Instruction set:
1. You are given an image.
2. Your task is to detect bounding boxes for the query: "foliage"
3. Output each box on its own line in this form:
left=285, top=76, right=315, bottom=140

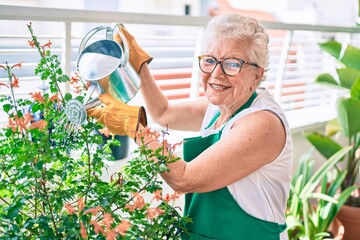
left=286, top=147, right=358, bottom=240
left=305, top=40, right=360, bottom=207
left=0, top=22, right=189, bottom=239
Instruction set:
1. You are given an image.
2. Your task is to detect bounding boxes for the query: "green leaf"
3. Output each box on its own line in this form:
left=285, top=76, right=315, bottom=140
left=64, top=93, right=73, bottom=101
left=306, top=192, right=337, bottom=204
left=350, top=77, right=360, bottom=100
left=336, top=97, right=360, bottom=137
left=325, top=118, right=341, bottom=136
left=31, top=103, right=39, bottom=113
left=341, top=44, right=360, bottom=71
left=299, top=146, right=352, bottom=197
left=3, top=103, right=11, bottom=113
left=304, top=132, right=343, bottom=159
left=315, top=73, right=339, bottom=87
left=337, top=67, right=360, bottom=90
left=58, top=74, right=70, bottom=83
left=319, top=41, right=342, bottom=59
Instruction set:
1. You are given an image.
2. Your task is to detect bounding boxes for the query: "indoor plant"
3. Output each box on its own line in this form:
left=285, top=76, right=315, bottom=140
left=304, top=39, right=360, bottom=239
left=0, top=22, right=189, bottom=239
left=286, top=147, right=356, bottom=240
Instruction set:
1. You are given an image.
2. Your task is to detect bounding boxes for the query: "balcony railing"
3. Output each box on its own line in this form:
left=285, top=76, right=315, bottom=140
left=1, top=5, right=360, bottom=130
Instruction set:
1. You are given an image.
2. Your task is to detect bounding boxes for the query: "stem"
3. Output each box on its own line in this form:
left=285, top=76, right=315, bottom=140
left=111, top=136, right=164, bottom=214
left=0, top=162, right=41, bottom=215
left=26, top=23, right=65, bottom=103
left=86, top=139, right=91, bottom=184
left=39, top=169, right=59, bottom=236
left=5, top=65, right=19, bottom=115
left=4, top=62, right=26, bottom=138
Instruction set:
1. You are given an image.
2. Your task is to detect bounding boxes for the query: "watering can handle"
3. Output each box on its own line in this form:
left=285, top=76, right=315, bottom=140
left=78, top=26, right=108, bottom=55
left=106, top=23, right=129, bottom=65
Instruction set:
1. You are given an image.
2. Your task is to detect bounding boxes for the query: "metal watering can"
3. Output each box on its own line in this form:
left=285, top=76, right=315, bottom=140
left=65, top=23, right=140, bottom=127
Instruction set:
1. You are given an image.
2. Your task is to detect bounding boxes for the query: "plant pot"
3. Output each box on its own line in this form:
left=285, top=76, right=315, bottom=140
left=336, top=204, right=360, bottom=240
left=327, top=216, right=344, bottom=240
left=95, top=130, right=130, bottom=160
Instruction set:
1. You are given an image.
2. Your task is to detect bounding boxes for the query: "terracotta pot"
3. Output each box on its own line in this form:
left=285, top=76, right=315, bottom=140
left=328, top=216, right=344, bottom=240
left=336, top=204, right=360, bottom=240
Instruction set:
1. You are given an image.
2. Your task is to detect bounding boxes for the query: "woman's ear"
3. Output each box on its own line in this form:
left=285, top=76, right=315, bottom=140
left=253, top=67, right=264, bottom=86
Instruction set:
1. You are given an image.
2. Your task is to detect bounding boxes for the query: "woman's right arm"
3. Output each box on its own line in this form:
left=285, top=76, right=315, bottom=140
left=139, top=65, right=208, bottom=132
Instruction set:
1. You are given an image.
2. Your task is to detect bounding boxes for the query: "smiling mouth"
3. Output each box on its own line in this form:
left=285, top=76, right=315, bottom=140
left=210, top=83, right=230, bottom=91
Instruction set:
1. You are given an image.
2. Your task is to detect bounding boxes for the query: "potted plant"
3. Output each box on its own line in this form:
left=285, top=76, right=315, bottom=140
left=0, top=22, right=189, bottom=239
left=304, top=39, right=360, bottom=239
left=286, top=147, right=356, bottom=240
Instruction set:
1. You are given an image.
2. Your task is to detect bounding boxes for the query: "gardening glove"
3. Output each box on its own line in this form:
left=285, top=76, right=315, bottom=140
left=113, top=24, right=153, bottom=73
left=86, top=94, right=147, bottom=140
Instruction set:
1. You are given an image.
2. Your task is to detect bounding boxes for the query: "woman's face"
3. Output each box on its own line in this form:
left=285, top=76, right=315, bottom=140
left=201, top=39, right=263, bottom=110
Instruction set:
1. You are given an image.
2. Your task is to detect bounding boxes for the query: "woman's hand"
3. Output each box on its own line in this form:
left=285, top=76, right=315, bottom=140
left=86, top=94, right=147, bottom=139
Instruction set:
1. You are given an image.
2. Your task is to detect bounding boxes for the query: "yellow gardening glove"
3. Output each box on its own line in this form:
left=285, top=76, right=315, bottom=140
left=86, top=94, right=147, bottom=140
left=114, top=24, right=153, bottom=73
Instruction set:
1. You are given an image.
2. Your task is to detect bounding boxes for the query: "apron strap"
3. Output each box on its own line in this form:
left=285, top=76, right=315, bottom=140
left=205, top=92, right=258, bottom=130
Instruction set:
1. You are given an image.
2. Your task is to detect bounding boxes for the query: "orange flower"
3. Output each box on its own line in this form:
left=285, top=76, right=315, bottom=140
left=105, top=229, right=117, bottom=240
left=29, top=91, right=45, bottom=103
left=170, top=191, right=182, bottom=201
left=170, top=141, right=183, bottom=152
left=64, top=203, right=76, bottom=215
left=124, top=204, right=135, bottom=212
left=70, top=72, right=80, bottom=85
left=9, top=112, right=33, bottom=132
left=115, top=220, right=131, bottom=236
left=84, top=206, right=102, bottom=216
left=103, top=213, right=113, bottom=230
left=146, top=126, right=161, bottom=139
left=28, top=40, right=36, bottom=48
left=133, top=193, right=146, bottom=210
left=30, top=120, right=47, bottom=130
left=146, top=207, right=157, bottom=220
left=146, top=207, right=166, bottom=220
left=7, top=118, right=16, bottom=132
left=91, top=219, right=105, bottom=235
left=0, top=82, right=9, bottom=89
left=73, top=85, right=82, bottom=94
left=164, top=194, right=171, bottom=203
left=49, top=93, right=60, bottom=103
left=151, top=190, right=163, bottom=202
left=42, top=40, right=52, bottom=49
left=80, top=221, right=88, bottom=239
left=11, top=74, right=20, bottom=88
left=10, top=62, right=22, bottom=69
left=78, top=197, right=85, bottom=211
left=162, top=139, right=170, bottom=150
left=155, top=207, right=165, bottom=216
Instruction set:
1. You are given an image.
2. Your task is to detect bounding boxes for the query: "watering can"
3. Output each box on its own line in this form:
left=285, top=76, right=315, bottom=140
left=65, top=23, right=140, bottom=126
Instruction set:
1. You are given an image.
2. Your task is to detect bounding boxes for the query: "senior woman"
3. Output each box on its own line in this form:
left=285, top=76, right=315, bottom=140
left=88, top=13, right=293, bottom=240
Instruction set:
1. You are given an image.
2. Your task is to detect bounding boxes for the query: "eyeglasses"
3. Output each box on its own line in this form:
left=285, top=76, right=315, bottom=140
left=198, top=55, right=259, bottom=77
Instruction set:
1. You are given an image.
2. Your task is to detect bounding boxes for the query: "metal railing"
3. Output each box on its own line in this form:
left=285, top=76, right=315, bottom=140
left=1, top=5, right=360, bottom=129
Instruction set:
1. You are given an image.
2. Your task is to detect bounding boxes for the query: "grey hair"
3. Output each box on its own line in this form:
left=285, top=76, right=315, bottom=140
left=201, top=14, right=269, bottom=80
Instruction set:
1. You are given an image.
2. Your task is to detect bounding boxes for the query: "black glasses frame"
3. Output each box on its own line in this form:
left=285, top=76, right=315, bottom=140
left=198, top=55, right=259, bottom=77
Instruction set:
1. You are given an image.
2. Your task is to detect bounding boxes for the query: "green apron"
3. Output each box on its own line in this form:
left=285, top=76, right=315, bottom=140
left=182, top=93, right=286, bottom=240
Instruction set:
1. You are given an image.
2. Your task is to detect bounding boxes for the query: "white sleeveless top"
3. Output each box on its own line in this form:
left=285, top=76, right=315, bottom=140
left=200, top=88, right=292, bottom=239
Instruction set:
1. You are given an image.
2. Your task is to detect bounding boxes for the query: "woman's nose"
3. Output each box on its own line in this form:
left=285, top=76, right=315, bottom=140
left=212, top=62, right=225, bottom=77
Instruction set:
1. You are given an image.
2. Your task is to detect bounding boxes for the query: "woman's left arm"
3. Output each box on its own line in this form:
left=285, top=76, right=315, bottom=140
left=138, top=110, right=286, bottom=193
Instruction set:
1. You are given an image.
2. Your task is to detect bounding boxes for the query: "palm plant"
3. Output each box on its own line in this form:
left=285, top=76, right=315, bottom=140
left=304, top=40, right=360, bottom=207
